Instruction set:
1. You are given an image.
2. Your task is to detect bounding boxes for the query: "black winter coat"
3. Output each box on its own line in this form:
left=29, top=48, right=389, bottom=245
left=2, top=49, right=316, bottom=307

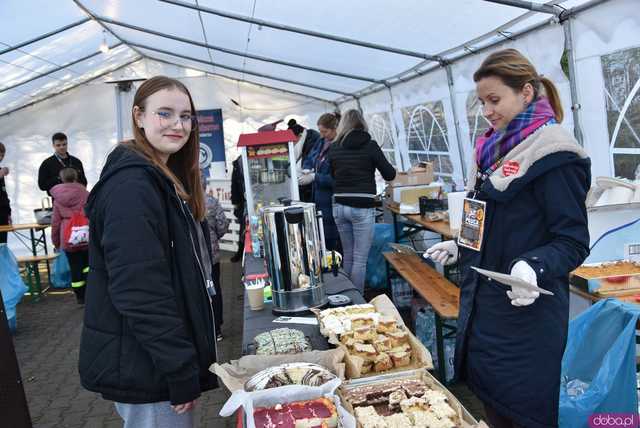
left=455, top=125, right=590, bottom=428
left=79, top=145, right=218, bottom=405
left=329, top=130, right=396, bottom=208
left=38, top=154, right=87, bottom=195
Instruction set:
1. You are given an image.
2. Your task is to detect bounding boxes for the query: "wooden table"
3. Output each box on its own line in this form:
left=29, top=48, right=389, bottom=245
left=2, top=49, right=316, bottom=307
left=0, top=223, right=52, bottom=282
left=384, top=251, right=460, bottom=383
left=386, top=203, right=454, bottom=242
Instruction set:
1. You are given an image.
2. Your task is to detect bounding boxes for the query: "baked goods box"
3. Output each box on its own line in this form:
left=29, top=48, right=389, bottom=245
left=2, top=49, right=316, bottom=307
left=211, top=348, right=346, bottom=393
left=219, top=377, right=357, bottom=428
left=338, top=368, right=487, bottom=428
left=314, top=294, right=433, bottom=379
left=571, top=261, right=640, bottom=294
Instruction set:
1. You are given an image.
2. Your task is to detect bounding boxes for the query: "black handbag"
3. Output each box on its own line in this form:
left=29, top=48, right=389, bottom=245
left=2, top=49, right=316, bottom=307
left=34, top=197, right=53, bottom=225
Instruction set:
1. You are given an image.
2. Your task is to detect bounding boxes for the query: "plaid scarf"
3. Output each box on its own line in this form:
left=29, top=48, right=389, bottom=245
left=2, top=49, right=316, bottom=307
left=475, top=97, right=556, bottom=171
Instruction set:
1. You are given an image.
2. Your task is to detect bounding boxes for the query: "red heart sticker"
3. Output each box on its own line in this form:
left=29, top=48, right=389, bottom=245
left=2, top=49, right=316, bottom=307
left=502, top=160, right=520, bottom=177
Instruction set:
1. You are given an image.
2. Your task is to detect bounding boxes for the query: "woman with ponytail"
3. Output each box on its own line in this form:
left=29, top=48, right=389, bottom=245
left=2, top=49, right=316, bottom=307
left=424, top=49, right=590, bottom=428
left=80, top=76, right=219, bottom=427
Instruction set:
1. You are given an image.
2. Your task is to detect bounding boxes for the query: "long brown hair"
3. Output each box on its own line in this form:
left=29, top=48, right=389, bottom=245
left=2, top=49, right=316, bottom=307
left=473, top=48, right=564, bottom=123
left=125, top=76, right=205, bottom=220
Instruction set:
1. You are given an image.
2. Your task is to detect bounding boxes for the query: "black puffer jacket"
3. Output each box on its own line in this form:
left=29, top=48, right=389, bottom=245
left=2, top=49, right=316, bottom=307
left=329, top=130, right=396, bottom=208
left=79, top=144, right=218, bottom=405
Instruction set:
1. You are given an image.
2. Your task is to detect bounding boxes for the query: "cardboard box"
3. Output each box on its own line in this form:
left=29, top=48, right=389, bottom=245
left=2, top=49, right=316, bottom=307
left=339, top=368, right=482, bottom=428
left=391, top=183, right=443, bottom=205
left=391, top=162, right=434, bottom=187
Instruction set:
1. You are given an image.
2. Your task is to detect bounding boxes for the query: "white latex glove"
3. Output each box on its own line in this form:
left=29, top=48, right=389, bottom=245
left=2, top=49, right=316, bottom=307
left=298, top=172, right=315, bottom=185
left=507, top=260, right=540, bottom=307
left=423, top=240, right=458, bottom=266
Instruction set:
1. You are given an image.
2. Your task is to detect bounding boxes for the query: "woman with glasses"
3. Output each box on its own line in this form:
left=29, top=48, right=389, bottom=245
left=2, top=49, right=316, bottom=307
left=79, top=76, right=218, bottom=428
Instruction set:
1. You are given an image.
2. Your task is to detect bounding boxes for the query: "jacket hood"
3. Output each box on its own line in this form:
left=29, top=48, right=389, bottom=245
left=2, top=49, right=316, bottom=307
left=340, top=129, right=372, bottom=149
left=86, top=144, right=167, bottom=217
left=50, top=182, right=88, bottom=210
left=470, top=125, right=591, bottom=202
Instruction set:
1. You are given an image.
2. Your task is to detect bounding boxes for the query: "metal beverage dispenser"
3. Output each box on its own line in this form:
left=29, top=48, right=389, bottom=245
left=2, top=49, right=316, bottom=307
left=262, top=203, right=328, bottom=314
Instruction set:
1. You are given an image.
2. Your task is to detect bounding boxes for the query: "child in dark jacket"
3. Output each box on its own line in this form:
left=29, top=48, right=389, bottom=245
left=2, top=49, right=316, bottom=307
left=51, top=167, right=89, bottom=304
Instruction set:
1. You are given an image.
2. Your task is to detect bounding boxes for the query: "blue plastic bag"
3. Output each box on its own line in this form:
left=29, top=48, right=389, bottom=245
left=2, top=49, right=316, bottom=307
left=0, top=246, right=28, bottom=333
left=365, top=223, right=394, bottom=289
left=51, top=250, right=71, bottom=289
left=415, top=304, right=455, bottom=383
left=559, top=299, right=640, bottom=427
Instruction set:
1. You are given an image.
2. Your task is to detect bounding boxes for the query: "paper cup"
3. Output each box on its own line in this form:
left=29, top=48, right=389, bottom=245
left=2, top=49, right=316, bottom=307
left=447, top=191, right=466, bottom=236
left=246, top=282, right=265, bottom=311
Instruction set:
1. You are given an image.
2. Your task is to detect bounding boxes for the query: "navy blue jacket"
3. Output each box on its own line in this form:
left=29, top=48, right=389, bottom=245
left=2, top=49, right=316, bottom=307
left=455, top=126, right=590, bottom=428
left=312, top=139, right=340, bottom=251
left=79, top=145, right=218, bottom=405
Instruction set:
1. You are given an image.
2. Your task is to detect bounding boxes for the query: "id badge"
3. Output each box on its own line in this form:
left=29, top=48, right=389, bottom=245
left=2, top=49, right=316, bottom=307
left=457, top=198, right=486, bottom=252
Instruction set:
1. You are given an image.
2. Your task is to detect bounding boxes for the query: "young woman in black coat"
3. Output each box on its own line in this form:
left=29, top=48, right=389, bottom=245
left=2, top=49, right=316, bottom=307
left=79, top=76, right=218, bottom=427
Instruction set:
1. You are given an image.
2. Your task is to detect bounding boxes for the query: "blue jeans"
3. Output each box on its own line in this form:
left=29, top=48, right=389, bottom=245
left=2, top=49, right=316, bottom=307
left=115, top=401, right=193, bottom=428
left=332, top=203, right=375, bottom=295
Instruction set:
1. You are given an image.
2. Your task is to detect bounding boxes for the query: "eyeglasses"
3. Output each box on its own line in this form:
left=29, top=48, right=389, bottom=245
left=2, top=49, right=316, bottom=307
left=150, top=110, right=198, bottom=130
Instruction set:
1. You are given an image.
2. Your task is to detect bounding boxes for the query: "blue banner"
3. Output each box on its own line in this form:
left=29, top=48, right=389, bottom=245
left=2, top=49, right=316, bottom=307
left=197, top=109, right=225, bottom=176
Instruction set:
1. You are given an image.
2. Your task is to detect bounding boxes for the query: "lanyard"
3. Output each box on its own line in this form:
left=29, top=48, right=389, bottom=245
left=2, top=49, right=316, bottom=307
left=472, top=155, right=507, bottom=197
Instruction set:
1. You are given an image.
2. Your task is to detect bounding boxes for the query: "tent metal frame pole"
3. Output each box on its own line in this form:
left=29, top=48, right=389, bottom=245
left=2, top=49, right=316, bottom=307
left=445, top=65, right=468, bottom=182
left=0, top=18, right=91, bottom=56
left=115, top=85, right=124, bottom=143
left=126, top=41, right=351, bottom=96
left=384, top=85, right=407, bottom=172
left=72, top=0, right=148, bottom=60
left=96, top=16, right=382, bottom=84
left=148, top=57, right=338, bottom=106
left=482, top=0, right=560, bottom=14
left=0, top=56, right=143, bottom=118
left=563, top=18, right=584, bottom=145
left=0, top=42, right=123, bottom=94
left=159, top=0, right=441, bottom=61
left=338, top=16, right=553, bottom=103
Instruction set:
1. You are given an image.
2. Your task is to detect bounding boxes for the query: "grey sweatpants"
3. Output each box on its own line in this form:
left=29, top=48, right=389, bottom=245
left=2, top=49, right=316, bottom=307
left=114, top=401, right=194, bottom=428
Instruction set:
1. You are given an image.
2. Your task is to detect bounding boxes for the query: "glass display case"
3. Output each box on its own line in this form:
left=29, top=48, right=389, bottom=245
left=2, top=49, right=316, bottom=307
left=237, top=130, right=300, bottom=244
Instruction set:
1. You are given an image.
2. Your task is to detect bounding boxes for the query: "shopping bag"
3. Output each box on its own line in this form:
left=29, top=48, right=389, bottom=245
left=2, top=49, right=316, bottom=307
left=0, top=245, right=28, bottom=333
left=559, top=298, right=640, bottom=427
left=415, top=304, right=455, bottom=383
left=51, top=251, right=72, bottom=289
left=34, top=197, right=53, bottom=225
left=365, top=223, right=394, bottom=289
left=63, top=210, right=89, bottom=249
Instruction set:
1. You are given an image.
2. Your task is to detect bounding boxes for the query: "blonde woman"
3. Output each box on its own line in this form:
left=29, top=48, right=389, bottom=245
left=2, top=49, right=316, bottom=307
left=425, top=49, right=590, bottom=428
left=328, top=109, right=396, bottom=294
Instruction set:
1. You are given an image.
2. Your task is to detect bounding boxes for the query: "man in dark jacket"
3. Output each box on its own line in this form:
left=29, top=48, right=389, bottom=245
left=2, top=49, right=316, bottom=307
left=38, top=132, right=87, bottom=196
left=0, top=143, right=10, bottom=244
left=230, top=155, right=245, bottom=263
left=79, top=146, right=218, bottom=407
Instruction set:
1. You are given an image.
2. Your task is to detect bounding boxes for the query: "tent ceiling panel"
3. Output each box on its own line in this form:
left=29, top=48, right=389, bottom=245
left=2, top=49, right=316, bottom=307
left=0, top=0, right=86, bottom=46
left=0, top=46, right=141, bottom=116
left=76, top=0, right=226, bottom=46
left=139, top=50, right=341, bottom=102
left=0, top=0, right=598, bottom=114
left=196, top=0, right=527, bottom=57
left=0, top=20, right=119, bottom=92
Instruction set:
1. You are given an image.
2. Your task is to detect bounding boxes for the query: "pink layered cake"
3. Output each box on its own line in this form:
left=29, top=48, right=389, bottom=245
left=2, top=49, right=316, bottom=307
left=253, top=397, right=339, bottom=428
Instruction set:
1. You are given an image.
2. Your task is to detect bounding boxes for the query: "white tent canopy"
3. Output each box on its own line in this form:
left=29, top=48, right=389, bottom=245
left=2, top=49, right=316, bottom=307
left=1, top=0, right=639, bottom=239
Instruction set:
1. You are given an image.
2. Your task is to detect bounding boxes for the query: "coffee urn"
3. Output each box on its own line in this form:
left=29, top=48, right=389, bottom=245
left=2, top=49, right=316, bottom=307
left=262, top=203, right=328, bottom=314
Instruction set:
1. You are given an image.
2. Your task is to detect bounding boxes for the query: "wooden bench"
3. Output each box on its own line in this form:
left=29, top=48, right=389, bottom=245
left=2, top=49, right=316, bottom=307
left=17, top=254, right=59, bottom=302
left=383, top=251, right=460, bottom=383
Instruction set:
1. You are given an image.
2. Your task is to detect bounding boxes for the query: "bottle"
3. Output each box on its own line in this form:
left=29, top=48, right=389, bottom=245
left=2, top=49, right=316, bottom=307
left=250, top=215, right=261, bottom=258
